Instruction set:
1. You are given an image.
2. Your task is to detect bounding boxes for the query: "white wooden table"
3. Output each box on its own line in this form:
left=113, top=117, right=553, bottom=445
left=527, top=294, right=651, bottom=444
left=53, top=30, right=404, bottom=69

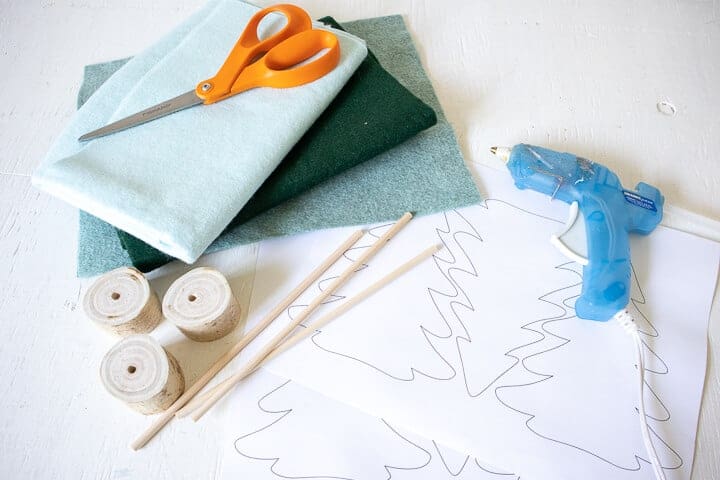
left=1, top=1, right=718, bottom=478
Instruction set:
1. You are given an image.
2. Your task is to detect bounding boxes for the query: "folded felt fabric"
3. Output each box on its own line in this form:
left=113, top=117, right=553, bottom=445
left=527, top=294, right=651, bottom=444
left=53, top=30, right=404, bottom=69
left=115, top=16, right=438, bottom=272
left=77, top=14, right=481, bottom=277
left=32, top=0, right=367, bottom=263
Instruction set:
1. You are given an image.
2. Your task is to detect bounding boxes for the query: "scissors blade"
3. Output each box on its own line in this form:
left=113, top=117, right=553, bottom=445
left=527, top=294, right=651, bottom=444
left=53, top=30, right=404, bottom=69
left=78, top=90, right=203, bottom=141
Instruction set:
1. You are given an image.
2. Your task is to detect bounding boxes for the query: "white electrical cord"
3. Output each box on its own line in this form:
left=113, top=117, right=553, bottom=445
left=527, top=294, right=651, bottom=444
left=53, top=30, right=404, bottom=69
left=614, top=309, right=667, bottom=480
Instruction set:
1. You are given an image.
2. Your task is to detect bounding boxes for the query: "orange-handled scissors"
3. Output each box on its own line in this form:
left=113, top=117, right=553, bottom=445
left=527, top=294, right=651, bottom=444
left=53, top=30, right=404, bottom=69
left=79, top=4, right=340, bottom=141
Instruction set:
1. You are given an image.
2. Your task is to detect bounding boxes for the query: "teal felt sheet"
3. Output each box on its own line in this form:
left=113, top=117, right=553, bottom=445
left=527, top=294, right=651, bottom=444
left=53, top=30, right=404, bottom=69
left=77, top=15, right=481, bottom=277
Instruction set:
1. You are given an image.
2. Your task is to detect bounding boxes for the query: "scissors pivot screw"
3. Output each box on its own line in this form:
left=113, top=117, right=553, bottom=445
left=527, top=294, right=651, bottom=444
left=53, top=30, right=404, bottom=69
left=201, top=83, right=213, bottom=92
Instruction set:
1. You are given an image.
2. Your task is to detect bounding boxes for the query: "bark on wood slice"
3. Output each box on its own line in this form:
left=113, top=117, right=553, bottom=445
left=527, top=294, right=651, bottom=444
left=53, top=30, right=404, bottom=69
left=100, top=334, right=185, bottom=415
left=162, top=267, right=241, bottom=342
left=83, top=267, right=162, bottom=336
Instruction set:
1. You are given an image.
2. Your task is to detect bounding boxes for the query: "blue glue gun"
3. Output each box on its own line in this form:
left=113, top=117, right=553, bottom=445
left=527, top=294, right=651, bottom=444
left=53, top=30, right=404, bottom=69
left=492, top=144, right=664, bottom=321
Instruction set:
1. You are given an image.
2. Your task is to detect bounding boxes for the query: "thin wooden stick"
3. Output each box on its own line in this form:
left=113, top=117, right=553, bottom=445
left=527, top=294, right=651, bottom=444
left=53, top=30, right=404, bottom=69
left=129, top=229, right=364, bottom=451
left=190, top=212, right=413, bottom=421
left=176, top=243, right=440, bottom=418
left=175, top=381, right=215, bottom=417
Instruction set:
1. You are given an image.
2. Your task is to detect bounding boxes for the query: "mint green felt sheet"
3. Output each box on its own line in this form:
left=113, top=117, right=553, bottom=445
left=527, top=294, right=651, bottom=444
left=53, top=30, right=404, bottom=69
left=39, top=0, right=368, bottom=265
left=77, top=15, right=481, bottom=277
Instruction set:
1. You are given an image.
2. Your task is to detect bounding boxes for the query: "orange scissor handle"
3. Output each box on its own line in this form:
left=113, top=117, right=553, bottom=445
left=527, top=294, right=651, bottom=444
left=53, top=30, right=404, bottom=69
left=196, top=4, right=313, bottom=103
left=226, top=29, right=340, bottom=97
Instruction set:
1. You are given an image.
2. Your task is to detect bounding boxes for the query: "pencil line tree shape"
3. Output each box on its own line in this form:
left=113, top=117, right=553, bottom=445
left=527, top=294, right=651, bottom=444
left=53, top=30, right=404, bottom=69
left=424, top=201, right=683, bottom=473
left=231, top=377, right=521, bottom=480
left=443, top=202, right=584, bottom=397
left=233, top=379, right=433, bottom=480
left=494, top=264, right=682, bottom=472
left=306, top=219, right=465, bottom=381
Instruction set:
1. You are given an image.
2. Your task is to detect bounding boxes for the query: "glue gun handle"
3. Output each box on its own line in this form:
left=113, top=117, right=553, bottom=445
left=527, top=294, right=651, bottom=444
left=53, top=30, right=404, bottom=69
left=575, top=193, right=632, bottom=321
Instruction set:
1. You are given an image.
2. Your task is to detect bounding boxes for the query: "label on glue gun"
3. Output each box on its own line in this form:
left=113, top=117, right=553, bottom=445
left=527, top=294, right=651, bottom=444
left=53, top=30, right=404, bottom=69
left=622, top=190, right=657, bottom=212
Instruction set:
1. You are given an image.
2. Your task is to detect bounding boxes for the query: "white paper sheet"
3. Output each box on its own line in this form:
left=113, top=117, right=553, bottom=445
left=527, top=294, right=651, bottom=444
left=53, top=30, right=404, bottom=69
left=217, top=164, right=720, bottom=480
left=221, top=371, right=519, bottom=479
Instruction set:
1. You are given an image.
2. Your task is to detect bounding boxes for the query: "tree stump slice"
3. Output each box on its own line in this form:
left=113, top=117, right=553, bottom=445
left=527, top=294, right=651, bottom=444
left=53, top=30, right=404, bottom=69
left=100, top=334, right=185, bottom=415
left=83, top=267, right=162, bottom=336
left=162, top=267, right=240, bottom=342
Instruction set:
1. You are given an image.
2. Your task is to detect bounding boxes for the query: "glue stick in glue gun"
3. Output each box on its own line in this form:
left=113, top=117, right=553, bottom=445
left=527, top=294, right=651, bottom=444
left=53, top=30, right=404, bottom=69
left=491, top=144, right=664, bottom=321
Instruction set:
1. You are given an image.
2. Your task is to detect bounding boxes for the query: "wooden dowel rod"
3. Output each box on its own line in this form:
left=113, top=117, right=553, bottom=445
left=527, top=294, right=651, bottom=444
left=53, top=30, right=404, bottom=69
left=190, top=213, right=413, bottom=421
left=176, top=243, right=440, bottom=418
left=129, top=229, right=364, bottom=451
left=175, top=383, right=213, bottom=417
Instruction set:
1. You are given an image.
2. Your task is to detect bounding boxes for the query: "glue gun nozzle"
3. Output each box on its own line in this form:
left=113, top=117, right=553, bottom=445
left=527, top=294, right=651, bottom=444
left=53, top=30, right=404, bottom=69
left=490, top=146, right=512, bottom=163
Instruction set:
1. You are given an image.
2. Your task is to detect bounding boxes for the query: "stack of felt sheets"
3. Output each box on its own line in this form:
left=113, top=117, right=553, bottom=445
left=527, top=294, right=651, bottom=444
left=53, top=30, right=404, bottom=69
left=34, top=0, right=481, bottom=277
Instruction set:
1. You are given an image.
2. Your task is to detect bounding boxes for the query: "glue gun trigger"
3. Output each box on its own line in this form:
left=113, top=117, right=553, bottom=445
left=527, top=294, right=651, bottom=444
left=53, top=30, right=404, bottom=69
left=550, top=201, right=589, bottom=266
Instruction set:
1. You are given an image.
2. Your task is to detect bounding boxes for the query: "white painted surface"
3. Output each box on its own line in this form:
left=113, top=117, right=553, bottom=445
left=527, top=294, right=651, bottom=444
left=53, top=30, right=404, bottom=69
left=0, top=0, right=718, bottom=479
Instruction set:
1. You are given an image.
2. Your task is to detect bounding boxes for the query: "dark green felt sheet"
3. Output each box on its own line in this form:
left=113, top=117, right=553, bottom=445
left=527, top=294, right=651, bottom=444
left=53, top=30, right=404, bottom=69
left=77, top=15, right=481, bottom=277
